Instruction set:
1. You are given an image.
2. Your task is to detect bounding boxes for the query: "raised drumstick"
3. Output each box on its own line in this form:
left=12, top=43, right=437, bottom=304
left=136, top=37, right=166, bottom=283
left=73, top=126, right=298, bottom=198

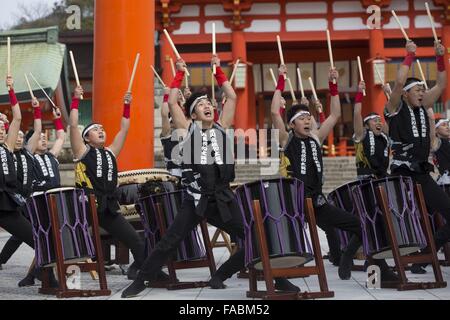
left=69, top=51, right=83, bottom=99
left=169, top=57, right=176, bottom=77
left=163, top=29, right=190, bottom=76
left=357, top=56, right=366, bottom=96
left=212, top=23, right=216, bottom=75
left=127, top=53, right=140, bottom=93
left=287, top=78, right=297, bottom=103
left=29, top=72, right=57, bottom=110
left=269, top=68, right=277, bottom=87
left=24, top=74, right=34, bottom=99
left=374, top=63, right=390, bottom=99
left=326, top=30, right=336, bottom=84
left=416, top=59, right=429, bottom=90
left=391, top=10, right=410, bottom=41
left=425, top=2, right=439, bottom=43
left=276, top=35, right=286, bottom=79
left=308, top=77, right=318, bottom=101
left=297, top=67, right=305, bottom=98
left=151, top=65, right=166, bottom=87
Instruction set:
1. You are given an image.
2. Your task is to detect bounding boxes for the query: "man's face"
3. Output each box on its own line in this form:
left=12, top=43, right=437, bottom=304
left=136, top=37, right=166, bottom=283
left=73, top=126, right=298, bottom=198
left=403, top=85, right=425, bottom=108
left=36, top=133, right=48, bottom=152
left=191, top=98, right=214, bottom=123
left=85, top=125, right=107, bottom=147
left=437, top=121, right=450, bottom=138
left=289, top=112, right=312, bottom=137
left=14, top=131, right=24, bottom=151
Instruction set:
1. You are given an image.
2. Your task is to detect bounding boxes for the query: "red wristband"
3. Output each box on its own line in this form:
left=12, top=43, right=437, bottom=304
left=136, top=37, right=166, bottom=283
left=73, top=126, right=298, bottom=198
left=33, top=107, right=42, bottom=119
left=163, top=94, right=169, bottom=103
left=355, top=91, right=364, bottom=103
left=170, top=70, right=185, bottom=89
left=123, top=103, right=131, bottom=119
left=319, top=112, right=326, bottom=123
left=53, top=118, right=64, bottom=131
left=8, top=89, right=18, bottom=106
left=214, top=67, right=228, bottom=87
left=437, top=55, right=445, bottom=72
left=71, top=97, right=80, bottom=110
left=279, top=107, right=286, bottom=118
left=402, top=52, right=415, bottom=67
left=276, top=75, right=285, bottom=91
left=329, top=82, right=338, bottom=96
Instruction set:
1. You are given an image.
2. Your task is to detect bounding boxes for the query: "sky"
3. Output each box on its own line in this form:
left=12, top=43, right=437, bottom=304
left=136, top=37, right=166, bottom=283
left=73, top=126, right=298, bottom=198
left=0, top=0, right=56, bottom=30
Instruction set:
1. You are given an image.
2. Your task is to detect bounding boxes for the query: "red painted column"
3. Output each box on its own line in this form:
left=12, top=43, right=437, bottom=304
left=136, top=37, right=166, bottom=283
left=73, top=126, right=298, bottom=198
left=231, top=30, right=249, bottom=130
left=93, top=0, right=155, bottom=170
left=369, top=28, right=386, bottom=117
left=160, top=37, right=176, bottom=87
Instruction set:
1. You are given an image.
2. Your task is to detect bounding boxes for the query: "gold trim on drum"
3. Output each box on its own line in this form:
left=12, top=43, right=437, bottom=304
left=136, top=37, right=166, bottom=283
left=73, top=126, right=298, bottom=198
left=120, top=204, right=140, bottom=221
left=117, top=168, right=179, bottom=185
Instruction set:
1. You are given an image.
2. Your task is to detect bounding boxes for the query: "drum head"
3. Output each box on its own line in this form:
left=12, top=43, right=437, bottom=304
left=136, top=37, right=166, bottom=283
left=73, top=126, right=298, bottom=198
left=118, top=168, right=178, bottom=185
left=253, top=253, right=314, bottom=271
left=372, top=245, right=423, bottom=260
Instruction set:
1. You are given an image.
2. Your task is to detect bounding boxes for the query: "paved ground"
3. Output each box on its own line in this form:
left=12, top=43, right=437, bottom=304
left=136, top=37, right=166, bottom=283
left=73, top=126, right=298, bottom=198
left=0, top=228, right=450, bottom=300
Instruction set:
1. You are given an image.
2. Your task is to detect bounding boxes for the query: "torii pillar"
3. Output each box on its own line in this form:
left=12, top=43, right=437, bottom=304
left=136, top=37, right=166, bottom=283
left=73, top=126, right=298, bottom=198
left=93, top=0, right=155, bottom=170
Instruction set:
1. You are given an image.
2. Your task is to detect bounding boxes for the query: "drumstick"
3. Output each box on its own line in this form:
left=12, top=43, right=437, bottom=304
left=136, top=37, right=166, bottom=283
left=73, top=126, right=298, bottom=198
left=163, top=29, right=190, bottom=76
left=286, top=78, right=297, bottom=103
left=357, top=56, right=366, bottom=96
left=416, top=59, right=429, bottom=90
left=308, top=77, right=318, bottom=101
left=24, top=73, right=34, bottom=99
left=425, top=2, right=439, bottom=43
left=29, top=72, right=57, bottom=110
left=7, top=37, right=11, bottom=76
left=69, top=50, right=83, bottom=100
left=374, top=63, right=390, bottom=99
left=212, top=22, right=216, bottom=75
left=276, top=35, right=286, bottom=79
left=127, top=53, right=140, bottom=93
left=269, top=68, right=277, bottom=87
left=297, top=67, right=305, bottom=98
left=391, top=10, right=410, bottom=41
left=169, top=57, right=176, bottom=77
left=326, top=30, right=336, bottom=84
left=211, top=72, right=215, bottom=102
left=185, top=72, right=189, bottom=89
left=150, top=65, right=166, bottom=87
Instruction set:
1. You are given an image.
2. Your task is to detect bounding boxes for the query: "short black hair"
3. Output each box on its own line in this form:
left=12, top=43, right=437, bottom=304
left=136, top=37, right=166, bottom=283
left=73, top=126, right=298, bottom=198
left=404, top=77, right=423, bottom=92
left=25, top=129, right=34, bottom=144
left=184, top=91, right=211, bottom=117
left=286, top=104, right=310, bottom=124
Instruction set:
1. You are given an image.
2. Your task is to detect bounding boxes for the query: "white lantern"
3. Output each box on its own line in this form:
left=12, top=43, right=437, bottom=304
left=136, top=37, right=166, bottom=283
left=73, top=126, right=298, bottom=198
left=373, top=59, right=386, bottom=85
left=234, top=63, right=247, bottom=89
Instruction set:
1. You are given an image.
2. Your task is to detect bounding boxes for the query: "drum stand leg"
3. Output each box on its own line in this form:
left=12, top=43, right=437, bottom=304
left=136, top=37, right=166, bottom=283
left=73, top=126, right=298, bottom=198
left=145, top=204, right=213, bottom=290
left=210, top=227, right=236, bottom=254
left=39, top=194, right=111, bottom=298
left=246, top=199, right=334, bottom=300
left=375, top=185, right=447, bottom=291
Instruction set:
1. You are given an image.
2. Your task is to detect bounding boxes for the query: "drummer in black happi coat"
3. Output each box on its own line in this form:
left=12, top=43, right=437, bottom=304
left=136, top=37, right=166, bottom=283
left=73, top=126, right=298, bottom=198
left=122, top=54, right=299, bottom=298
left=384, top=40, right=448, bottom=274
left=433, top=118, right=450, bottom=185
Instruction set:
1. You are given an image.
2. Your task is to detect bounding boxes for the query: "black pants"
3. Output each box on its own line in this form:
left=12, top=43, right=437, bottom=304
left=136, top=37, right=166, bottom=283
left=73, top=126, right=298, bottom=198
left=392, top=168, right=450, bottom=249
left=315, top=203, right=362, bottom=241
left=0, top=207, right=30, bottom=265
left=137, top=199, right=245, bottom=281
left=97, top=209, right=146, bottom=266
left=0, top=210, right=34, bottom=251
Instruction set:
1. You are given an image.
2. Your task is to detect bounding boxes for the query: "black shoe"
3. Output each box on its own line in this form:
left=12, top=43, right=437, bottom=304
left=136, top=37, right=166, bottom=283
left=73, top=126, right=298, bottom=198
left=329, top=254, right=342, bottom=267
left=209, top=276, right=226, bottom=289
left=127, top=262, right=140, bottom=280
left=338, top=255, right=353, bottom=280
left=274, top=278, right=300, bottom=292
left=410, top=264, right=427, bottom=274
left=18, top=274, right=35, bottom=287
left=381, top=268, right=399, bottom=282
left=121, top=280, right=147, bottom=298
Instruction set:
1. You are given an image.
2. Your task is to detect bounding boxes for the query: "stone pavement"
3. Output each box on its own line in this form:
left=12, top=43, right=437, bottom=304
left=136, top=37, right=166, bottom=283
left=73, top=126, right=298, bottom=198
left=0, top=228, right=449, bottom=300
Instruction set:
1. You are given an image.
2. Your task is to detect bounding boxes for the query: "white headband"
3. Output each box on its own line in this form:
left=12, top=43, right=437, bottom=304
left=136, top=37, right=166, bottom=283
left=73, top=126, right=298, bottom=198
left=82, top=123, right=102, bottom=139
left=289, top=111, right=311, bottom=124
left=436, top=119, right=449, bottom=129
left=189, top=95, right=208, bottom=115
left=403, top=81, right=425, bottom=92
left=363, top=114, right=381, bottom=123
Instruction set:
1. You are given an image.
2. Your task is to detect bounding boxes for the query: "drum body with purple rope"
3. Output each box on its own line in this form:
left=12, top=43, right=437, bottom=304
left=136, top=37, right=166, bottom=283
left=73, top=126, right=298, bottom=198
left=235, top=178, right=314, bottom=270
left=26, top=187, right=95, bottom=267
left=352, top=176, right=427, bottom=259
left=136, top=189, right=206, bottom=262
left=327, top=179, right=369, bottom=251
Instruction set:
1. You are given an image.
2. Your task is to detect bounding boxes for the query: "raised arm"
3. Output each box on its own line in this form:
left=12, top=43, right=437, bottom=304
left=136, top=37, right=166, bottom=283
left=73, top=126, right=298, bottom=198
left=316, top=69, right=341, bottom=144
left=25, top=97, right=43, bottom=153
left=428, top=107, right=438, bottom=151
left=168, top=59, right=190, bottom=130
left=160, top=87, right=171, bottom=137
left=5, top=76, right=22, bottom=152
left=270, top=65, right=289, bottom=147
left=49, top=108, right=66, bottom=158
left=108, top=92, right=132, bottom=157
left=423, top=42, right=447, bottom=109
left=215, top=55, right=237, bottom=129
left=386, top=41, right=416, bottom=114
left=69, top=86, right=87, bottom=160
left=353, top=81, right=366, bottom=141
